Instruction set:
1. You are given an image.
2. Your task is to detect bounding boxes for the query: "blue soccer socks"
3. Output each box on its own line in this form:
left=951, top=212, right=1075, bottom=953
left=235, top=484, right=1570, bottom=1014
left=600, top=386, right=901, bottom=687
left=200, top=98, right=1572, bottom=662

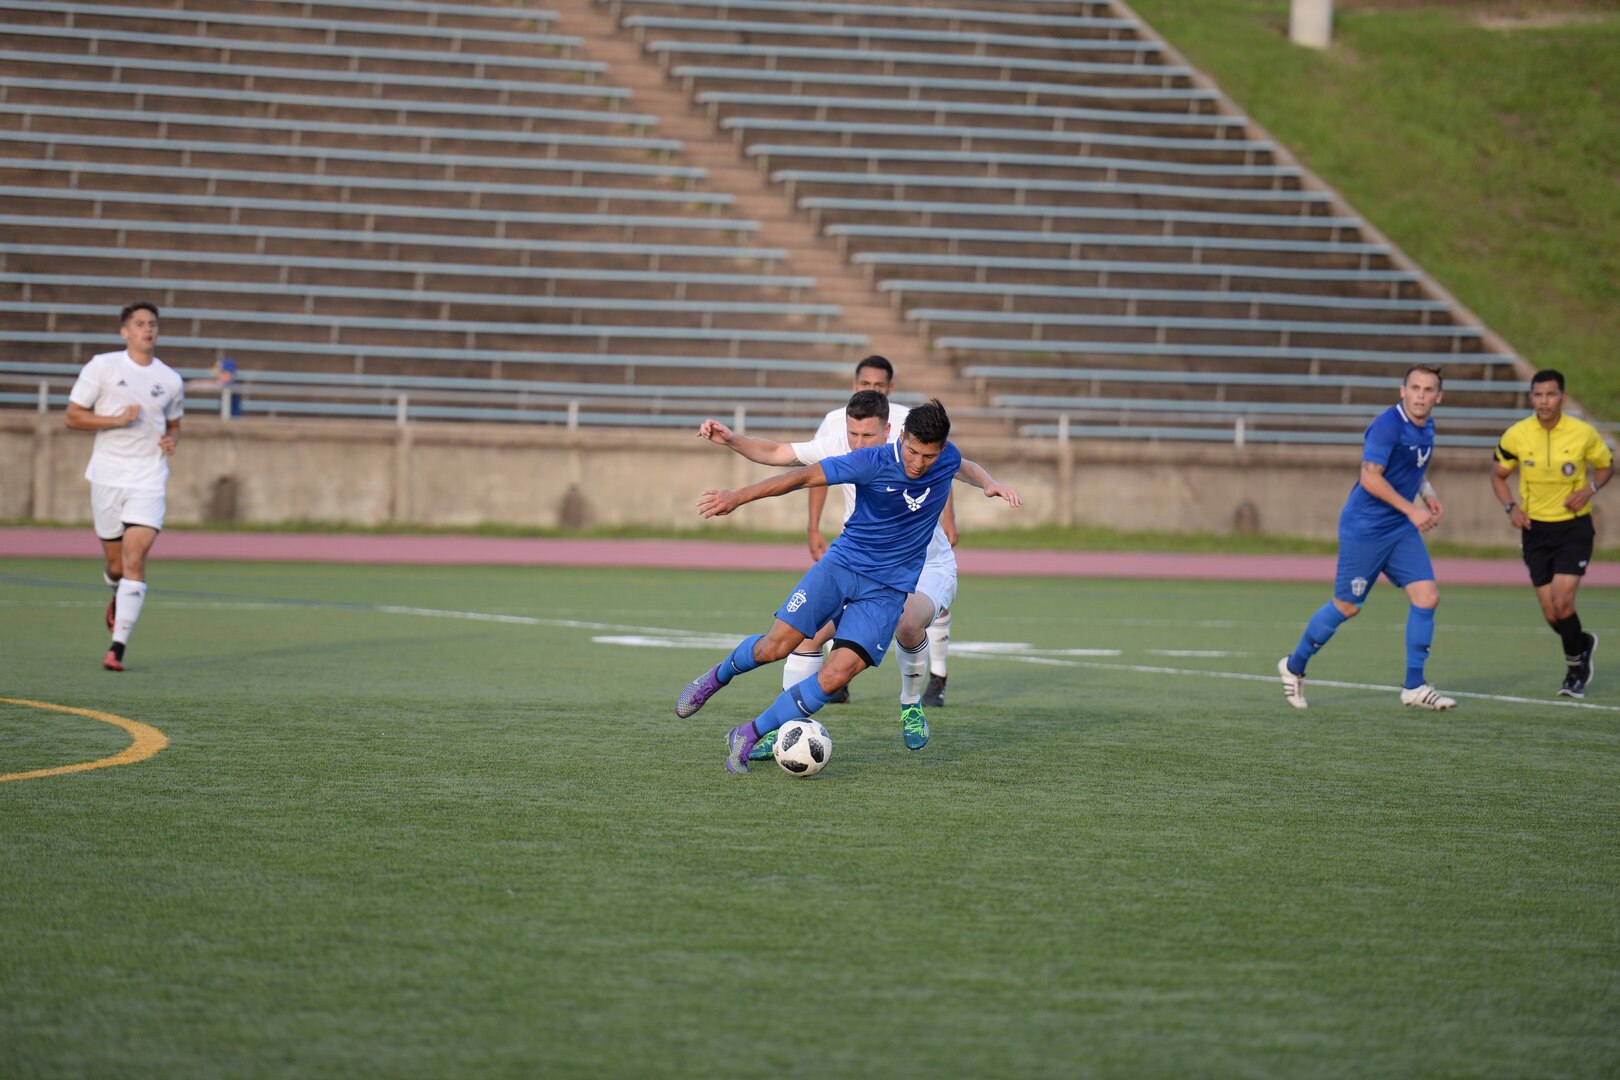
left=1289, top=602, right=1349, bottom=676
left=717, top=634, right=764, bottom=685
left=1405, top=605, right=1437, bottom=690
left=751, top=675, right=834, bottom=737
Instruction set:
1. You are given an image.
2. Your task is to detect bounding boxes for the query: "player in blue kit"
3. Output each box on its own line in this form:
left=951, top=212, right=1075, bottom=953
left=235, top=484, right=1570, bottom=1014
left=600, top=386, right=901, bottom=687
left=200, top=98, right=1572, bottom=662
left=673, top=400, right=1021, bottom=773
left=1279, top=365, right=1457, bottom=711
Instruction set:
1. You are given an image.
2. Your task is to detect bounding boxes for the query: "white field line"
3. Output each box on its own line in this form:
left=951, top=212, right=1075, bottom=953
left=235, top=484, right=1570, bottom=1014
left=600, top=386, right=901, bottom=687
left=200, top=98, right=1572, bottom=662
left=7, top=597, right=1619, bottom=713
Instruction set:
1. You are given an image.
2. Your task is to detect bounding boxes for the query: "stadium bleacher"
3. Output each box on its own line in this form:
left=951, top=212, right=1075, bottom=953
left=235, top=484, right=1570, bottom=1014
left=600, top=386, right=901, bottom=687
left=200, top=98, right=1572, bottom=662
left=0, top=0, right=1527, bottom=445
left=0, top=0, right=864, bottom=423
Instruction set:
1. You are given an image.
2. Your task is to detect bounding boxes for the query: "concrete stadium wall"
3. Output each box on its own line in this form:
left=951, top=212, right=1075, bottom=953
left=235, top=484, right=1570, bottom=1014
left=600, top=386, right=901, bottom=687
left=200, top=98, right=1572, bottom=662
left=0, top=414, right=1558, bottom=547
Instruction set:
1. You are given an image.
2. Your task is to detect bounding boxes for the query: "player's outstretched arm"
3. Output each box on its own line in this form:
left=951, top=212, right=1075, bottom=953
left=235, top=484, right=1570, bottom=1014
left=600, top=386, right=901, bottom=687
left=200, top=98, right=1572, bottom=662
left=695, top=419, right=799, bottom=466
left=955, top=456, right=1023, bottom=508
left=698, top=463, right=829, bottom=519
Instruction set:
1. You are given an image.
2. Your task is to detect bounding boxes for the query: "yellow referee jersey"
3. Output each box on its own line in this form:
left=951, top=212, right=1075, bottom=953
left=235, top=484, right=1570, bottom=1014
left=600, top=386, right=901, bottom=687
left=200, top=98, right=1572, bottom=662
left=1495, top=413, right=1614, bottom=522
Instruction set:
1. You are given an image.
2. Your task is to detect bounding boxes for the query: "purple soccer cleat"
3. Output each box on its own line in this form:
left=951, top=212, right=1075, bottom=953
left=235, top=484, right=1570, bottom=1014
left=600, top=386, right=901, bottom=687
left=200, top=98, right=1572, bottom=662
left=725, top=722, right=760, bottom=774
left=676, top=664, right=724, bottom=718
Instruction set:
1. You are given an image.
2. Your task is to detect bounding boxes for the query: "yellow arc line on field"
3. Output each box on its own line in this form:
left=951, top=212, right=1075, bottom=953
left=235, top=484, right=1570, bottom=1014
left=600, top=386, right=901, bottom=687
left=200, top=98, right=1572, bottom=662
left=0, top=697, right=168, bottom=783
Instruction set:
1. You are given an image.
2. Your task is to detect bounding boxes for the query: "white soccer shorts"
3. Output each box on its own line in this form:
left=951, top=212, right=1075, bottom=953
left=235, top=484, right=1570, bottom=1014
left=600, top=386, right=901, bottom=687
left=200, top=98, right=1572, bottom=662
left=914, top=551, right=958, bottom=618
left=91, top=483, right=166, bottom=540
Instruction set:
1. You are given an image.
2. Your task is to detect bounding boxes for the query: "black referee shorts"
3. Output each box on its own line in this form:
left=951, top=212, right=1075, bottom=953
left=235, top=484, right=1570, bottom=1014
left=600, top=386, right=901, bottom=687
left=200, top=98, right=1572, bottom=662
left=1522, top=515, right=1596, bottom=587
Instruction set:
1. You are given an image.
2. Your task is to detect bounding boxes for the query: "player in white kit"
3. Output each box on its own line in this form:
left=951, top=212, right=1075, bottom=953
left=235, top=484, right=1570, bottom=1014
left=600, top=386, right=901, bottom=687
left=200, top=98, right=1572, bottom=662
left=698, top=390, right=1016, bottom=754
left=65, top=302, right=185, bottom=671
left=807, top=357, right=958, bottom=710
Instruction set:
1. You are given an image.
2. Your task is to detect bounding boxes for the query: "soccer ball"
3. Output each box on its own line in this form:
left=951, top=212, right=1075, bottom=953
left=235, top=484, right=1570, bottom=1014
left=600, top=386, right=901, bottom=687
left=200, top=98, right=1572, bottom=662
left=772, top=719, right=832, bottom=777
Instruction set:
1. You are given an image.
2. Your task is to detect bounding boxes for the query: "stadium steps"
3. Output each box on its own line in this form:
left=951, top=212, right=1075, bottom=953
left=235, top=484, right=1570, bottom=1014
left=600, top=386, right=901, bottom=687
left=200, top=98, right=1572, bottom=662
left=599, top=0, right=1527, bottom=437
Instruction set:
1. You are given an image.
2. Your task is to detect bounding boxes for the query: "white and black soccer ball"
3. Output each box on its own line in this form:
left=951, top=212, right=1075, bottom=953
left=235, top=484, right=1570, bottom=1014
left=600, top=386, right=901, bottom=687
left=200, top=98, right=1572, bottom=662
left=772, top=719, right=832, bottom=777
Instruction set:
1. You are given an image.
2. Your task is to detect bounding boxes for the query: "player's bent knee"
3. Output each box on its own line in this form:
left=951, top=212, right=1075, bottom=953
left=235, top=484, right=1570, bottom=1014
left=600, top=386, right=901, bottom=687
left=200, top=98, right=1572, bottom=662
left=1333, top=599, right=1362, bottom=619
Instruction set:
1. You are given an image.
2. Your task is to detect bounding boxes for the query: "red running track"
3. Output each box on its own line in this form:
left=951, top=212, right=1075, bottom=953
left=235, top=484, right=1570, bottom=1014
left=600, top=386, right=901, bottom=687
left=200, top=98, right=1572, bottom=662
left=4, top=526, right=1611, bottom=587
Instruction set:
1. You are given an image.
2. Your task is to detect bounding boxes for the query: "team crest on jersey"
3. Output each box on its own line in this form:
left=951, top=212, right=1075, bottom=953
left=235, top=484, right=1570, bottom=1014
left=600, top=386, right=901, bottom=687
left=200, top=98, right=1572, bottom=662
left=902, top=487, right=931, bottom=512
left=1351, top=577, right=1369, bottom=598
left=1415, top=447, right=1432, bottom=468
left=150, top=385, right=165, bottom=398
left=786, top=589, right=808, bottom=613
left=1563, top=462, right=1577, bottom=476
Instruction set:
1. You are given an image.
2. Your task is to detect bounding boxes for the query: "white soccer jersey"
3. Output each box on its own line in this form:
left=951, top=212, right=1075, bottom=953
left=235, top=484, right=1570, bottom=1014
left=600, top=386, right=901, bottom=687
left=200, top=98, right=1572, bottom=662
left=69, top=350, right=185, bottom=491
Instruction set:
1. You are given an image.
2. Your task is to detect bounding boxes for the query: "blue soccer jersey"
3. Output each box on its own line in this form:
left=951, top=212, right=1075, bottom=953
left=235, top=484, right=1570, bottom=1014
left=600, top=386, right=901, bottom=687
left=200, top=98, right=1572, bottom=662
left=1340, top=403, right=1435, bottom=538
left=819, top=440, right=962, bottom=592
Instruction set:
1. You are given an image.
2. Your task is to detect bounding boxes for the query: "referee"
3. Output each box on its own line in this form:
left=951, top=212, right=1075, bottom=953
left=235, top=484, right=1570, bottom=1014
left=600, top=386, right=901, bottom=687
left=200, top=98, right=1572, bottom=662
left=1491, top=369, right=1614, bottom=698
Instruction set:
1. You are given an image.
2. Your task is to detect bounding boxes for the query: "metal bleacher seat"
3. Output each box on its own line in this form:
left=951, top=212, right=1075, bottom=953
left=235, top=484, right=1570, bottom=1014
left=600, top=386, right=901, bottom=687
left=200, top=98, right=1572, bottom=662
left=674, top=66, right=1216, bottom=107
left=881, top=281, right=1449, bottom=318
left=645, top=42, right=1177, bottom=82
left=1, top=22, right=589, bottom=73
left=0, top=49, right=614, bottom=93
left=851, top=252, right=1420, bottom=295
left=2, top=273, right=837, bottom=326
left=934, top=338, right=1513, bottom=369
left=833, top=226, right=1386, bottom=262
left=775, top=170, right=1330, bottom=206
left=0, top=74, right=630, bottom=117
left=1, top=104, right=667, bottom=151
left=806, top=198, right=1360, bottom=236
left=5, top=189, right=758, bottom=241
left=5, top=303, right=865, bottom=353
left=610, top=0, right=1130, bottom=33
left=722, top=117, right=1266, bottom=159
left=3, top=6, right=582, bottom=57
left=0, top=160, right=731, bottom=213
left=0, top=131, right=704, bottom=184
left=910, top=310, right=1482, bottom=350
left=622, top=15, right=1163, bottom=55
left=703, top=93, right=1246, bottom=132
left=962, top=365, right=1519, bottom=398
left=0, top=215, right=782, bottom=269
left=0, top=248, right=813, bottom=300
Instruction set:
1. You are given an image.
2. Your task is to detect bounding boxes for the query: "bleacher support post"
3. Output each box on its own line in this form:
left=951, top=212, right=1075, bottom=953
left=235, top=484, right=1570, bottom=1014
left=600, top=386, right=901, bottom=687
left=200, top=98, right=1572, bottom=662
left=1290, top=0, right=1333, bottom=49
left=1056, top=414, right=1073, bottom=526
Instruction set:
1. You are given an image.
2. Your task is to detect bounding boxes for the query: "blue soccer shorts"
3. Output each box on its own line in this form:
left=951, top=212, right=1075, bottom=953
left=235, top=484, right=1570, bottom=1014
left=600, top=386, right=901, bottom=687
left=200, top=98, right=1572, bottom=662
left=774, top=557, right=907, bottom=668
left=1334, top=525, right=1435, bottom=605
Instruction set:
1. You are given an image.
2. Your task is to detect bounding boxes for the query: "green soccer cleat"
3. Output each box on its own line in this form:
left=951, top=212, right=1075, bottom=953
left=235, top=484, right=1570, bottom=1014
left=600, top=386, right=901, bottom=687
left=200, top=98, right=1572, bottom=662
left=748, top=729, right=777, bottom=761
left=900, top=702, right=929, bottom=751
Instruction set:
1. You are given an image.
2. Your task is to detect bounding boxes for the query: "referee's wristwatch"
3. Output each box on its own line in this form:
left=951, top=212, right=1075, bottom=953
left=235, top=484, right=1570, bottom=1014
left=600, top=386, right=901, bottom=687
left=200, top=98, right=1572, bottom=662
left=1503, top=501, right=1517, bottom=514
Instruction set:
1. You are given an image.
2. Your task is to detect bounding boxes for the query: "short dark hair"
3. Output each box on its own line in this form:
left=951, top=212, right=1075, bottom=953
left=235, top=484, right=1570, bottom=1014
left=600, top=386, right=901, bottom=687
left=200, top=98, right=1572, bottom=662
left=844, top=389, right=889, bottom=422
left=120, top=301, right=159, bottom=325
left=1403, top=363, right=1443, bottom=390
left=902, top=398, right=950, bottom=445
left=1530, top=369, right=1565, bottom=392
left=855, top=354, right=894, bottom=383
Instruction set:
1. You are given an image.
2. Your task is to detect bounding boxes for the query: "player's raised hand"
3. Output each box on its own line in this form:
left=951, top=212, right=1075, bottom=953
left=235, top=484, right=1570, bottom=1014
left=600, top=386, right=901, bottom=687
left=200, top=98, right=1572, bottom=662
left=985, top=482, right=1022, bottom=508
left=696, top=419, right=733, bottom=445
left=697, top=488, right=741, bottom=518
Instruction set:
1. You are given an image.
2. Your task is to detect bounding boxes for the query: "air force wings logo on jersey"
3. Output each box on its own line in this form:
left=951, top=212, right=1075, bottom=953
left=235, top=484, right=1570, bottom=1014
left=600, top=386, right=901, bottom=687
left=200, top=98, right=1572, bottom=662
left=1415, top=446, right=1432, bottom=468
left=902, top=487, right=931, bottom=512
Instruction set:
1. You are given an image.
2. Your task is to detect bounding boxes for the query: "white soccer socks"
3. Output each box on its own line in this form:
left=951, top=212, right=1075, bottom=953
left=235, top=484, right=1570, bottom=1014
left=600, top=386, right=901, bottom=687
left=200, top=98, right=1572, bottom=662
left=112, top=578, right=147, bottom=645
left=781, top=648, right=824, bottom=692
left=926, top=606, right=951, bottom=677
left=898, top=638, right=930, bottom=705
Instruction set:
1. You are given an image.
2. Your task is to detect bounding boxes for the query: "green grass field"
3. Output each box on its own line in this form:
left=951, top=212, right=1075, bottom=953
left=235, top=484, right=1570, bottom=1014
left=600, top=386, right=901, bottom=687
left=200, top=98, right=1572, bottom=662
left=3, top=558, right=1618, bottom=1077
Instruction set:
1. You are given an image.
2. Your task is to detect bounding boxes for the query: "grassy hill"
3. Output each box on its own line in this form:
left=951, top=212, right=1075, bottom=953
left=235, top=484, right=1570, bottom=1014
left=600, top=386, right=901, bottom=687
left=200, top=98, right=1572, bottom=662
left=1125, top=0, right=1620, bottom=422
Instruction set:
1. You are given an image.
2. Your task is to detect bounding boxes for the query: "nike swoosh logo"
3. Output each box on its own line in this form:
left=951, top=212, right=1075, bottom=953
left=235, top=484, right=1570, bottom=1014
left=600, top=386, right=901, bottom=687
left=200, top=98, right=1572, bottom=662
left=885, top=487, right=897, bottom=492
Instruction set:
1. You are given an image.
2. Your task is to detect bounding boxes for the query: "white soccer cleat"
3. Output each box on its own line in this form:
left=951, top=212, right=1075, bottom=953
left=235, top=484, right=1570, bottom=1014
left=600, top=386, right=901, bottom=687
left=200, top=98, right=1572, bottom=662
left=1278, top=657, right=1308, bottom=709
left=1400, top=684, right=1456, bottom=711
